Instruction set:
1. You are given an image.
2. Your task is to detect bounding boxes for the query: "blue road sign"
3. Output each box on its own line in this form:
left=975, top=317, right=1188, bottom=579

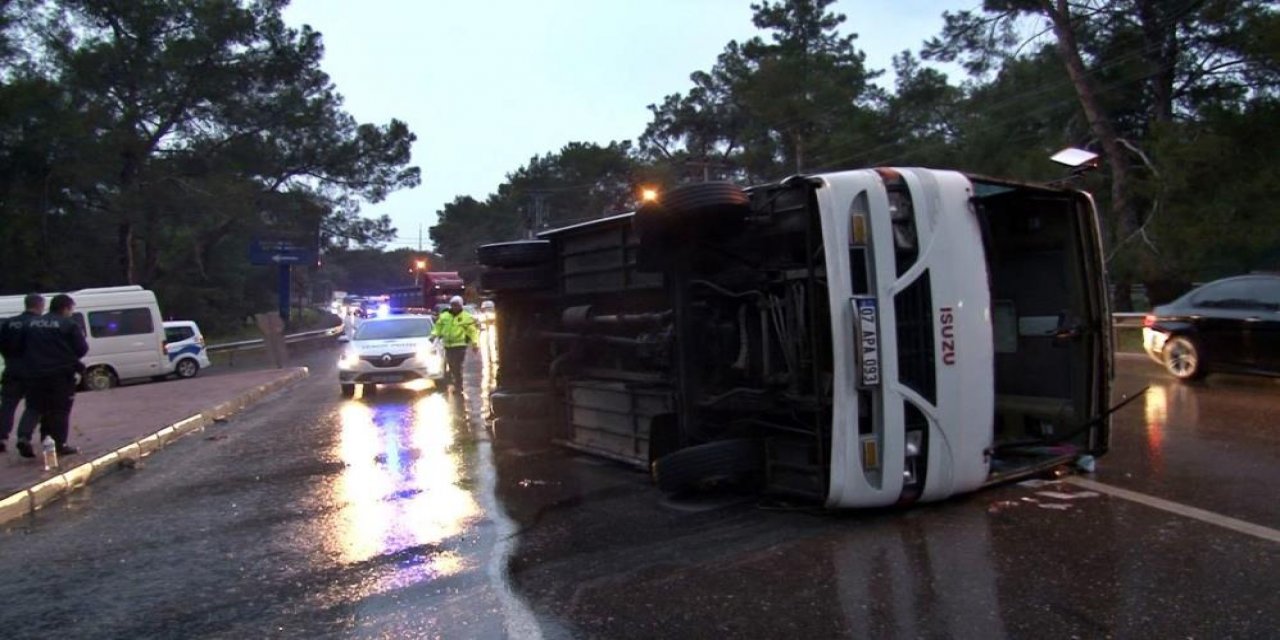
left=249, top=236, right=317, bottom=266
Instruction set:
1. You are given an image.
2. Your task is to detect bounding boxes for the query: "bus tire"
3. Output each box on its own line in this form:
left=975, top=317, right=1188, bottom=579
left=652, top=439, right=764, bottom=494
left=492, top=417, right=558, bottom=450
left=660, top=182, right=750, bottom=227
left=479, top=266, right=554, bottom=293
left=490, top=389, right=555, bottom=420
left=478, top=240, right=553, bottom=268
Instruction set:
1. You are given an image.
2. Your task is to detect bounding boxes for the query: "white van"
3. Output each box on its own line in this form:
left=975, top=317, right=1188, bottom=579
left=0, top=286, right=168, bottom=390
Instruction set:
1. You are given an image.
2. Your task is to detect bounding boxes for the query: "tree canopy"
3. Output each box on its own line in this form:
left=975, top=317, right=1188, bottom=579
left=0, top=0, right=419, bottom=334
left=4, top=0, right=1275, bottom=322
left=432, top=0, right=1279, bottom=307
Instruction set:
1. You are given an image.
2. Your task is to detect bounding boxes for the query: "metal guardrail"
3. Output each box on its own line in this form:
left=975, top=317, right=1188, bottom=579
left=207, top=323, right=345, bottom=354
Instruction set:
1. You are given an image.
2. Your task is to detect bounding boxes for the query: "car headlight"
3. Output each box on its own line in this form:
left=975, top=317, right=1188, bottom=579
left=338, top=348, right=359, bottom=369
left=418, top=344, right=443, bottom=374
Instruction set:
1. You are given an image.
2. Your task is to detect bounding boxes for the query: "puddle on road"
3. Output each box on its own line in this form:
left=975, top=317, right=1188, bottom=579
left=299, top=392, right=483, bottom=598
left=282, top=325, right=547, bottom=638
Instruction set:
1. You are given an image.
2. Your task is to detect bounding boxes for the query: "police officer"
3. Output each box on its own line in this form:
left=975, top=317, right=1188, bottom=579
left=0, top=294, right=45, bottom=453
left=16, top=294, right=88, bottom=457
left=430, top=295, right=479, bottom=393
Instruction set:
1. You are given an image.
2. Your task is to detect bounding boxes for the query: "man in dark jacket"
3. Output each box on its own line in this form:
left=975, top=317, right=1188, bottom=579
left=16, top=294, right=88, bottom=457
left=0, top=294, right=46, bottom=453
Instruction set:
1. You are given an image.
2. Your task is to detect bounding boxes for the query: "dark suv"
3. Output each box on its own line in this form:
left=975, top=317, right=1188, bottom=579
left=1143, top=274, right=1280, bottom=380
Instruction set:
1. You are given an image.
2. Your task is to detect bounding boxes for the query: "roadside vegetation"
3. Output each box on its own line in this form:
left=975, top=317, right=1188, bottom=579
left=1, top=0, right=1275, bottom=330
left=0, top=0, right=418, bottom=335
left=429, top=0, right=1280, bottom=309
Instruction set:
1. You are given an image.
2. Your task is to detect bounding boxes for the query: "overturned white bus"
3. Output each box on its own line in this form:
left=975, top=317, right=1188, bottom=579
left=481, top=168, right=1112, bottom=508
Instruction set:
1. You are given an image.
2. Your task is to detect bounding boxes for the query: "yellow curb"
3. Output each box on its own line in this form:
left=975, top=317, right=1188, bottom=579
left=154, top=425, right=178, bottom=446
left=63, top=463, right=93, bottom=490
left=0, top=491, right=32, bottom=522
left=28, top=475, right=69, bottom=511
left=89, top=450, right=122, bottom=480
left=137, top=433, right=162, bottom=456
left=118, top=442, right=142, bottom=463
left=171, top=415, right=207, bottom=436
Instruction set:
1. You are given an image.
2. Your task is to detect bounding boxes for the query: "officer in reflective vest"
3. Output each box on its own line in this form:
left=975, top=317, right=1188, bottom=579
left=430, top=295, right=479, bottom=392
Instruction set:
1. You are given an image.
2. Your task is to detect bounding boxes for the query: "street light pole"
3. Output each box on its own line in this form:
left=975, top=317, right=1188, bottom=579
left=414, top=259, right=428, bottom=286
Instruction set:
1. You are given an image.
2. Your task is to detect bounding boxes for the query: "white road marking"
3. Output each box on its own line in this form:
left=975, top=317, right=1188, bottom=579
left=1036, top=490, right=1099, bottom=501
left=1065, top=477, right=1280, bottom=544
left=476, top=437, right=546, bottom=640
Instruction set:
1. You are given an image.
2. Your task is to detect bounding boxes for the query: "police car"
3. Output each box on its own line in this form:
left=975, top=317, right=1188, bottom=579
left=337, top=314, right=445, bottom=397
left=163, top=320, right=211, bottom=379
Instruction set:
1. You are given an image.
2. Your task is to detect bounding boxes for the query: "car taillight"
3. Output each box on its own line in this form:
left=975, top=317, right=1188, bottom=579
left=1143, top=314, right=1155, bottom=328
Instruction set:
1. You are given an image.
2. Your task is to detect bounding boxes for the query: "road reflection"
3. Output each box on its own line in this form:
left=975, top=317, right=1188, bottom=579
left=1144, top=385, right=1166, bottom=473
left=833, top=509, right=1008, bottom=638
left=1139, top=381, right=1201, bottom=475
left=480, top=322, right=499, bottom=426
left=329, top=390, right=480, bottom=593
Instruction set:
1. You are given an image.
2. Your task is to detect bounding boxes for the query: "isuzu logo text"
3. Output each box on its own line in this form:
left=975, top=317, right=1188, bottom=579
left=939, top=307, right=956, bottom=366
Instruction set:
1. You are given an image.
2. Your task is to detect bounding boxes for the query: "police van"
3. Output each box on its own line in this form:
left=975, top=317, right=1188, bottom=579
left=0, top=286, right=168, bottom=390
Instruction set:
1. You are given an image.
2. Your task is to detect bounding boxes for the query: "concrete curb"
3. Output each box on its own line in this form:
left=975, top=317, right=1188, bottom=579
left=0, top=367, right=309, bottom=527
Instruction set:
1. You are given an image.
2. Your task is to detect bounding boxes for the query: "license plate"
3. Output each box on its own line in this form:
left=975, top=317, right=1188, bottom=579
left=852, top=296, right=880, bottom=386
left=369, top=374, right=404, bottom=383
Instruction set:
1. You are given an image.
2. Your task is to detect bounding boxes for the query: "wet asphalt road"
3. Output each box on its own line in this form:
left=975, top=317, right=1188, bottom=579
left=0, top=345, right=1276, bottom=639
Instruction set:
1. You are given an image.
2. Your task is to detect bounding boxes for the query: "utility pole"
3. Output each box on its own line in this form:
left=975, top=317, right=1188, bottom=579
left=683, top=158, right=731, bottom=182
left=525, top=191, right=550, bottom=239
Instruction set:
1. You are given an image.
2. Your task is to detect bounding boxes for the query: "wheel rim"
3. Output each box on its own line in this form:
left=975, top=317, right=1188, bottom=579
left=1167, top=340, right=1197, bottom=377
left=87, top=369, right=112, bottom=390
left=178, top=360, right=197, bottom=377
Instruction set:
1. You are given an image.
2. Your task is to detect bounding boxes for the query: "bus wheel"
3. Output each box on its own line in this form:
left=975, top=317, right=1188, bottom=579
left=490, top=389, right=555, bottom=420
left=478, top=240, right=553, bottom=268
left=659, top=181, right=750, bottom=228
left=492, top=417, right=557, bottom=450
left=653, top=439, right=764, bottom=494
left=479, top=266, right=554, bottom=292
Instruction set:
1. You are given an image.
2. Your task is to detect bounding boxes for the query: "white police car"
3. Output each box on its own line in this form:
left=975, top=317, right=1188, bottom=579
left=163, top=320, right=211, bottom=379
left=337, top=314, right=445, bottom=397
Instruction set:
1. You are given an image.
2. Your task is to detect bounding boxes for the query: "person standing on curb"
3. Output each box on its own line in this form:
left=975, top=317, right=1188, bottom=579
left=430, top=295, right=479, bottom=393
left=0, top=294, right=45, bottom=453
left=16, top=294, right=88, bottom=458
